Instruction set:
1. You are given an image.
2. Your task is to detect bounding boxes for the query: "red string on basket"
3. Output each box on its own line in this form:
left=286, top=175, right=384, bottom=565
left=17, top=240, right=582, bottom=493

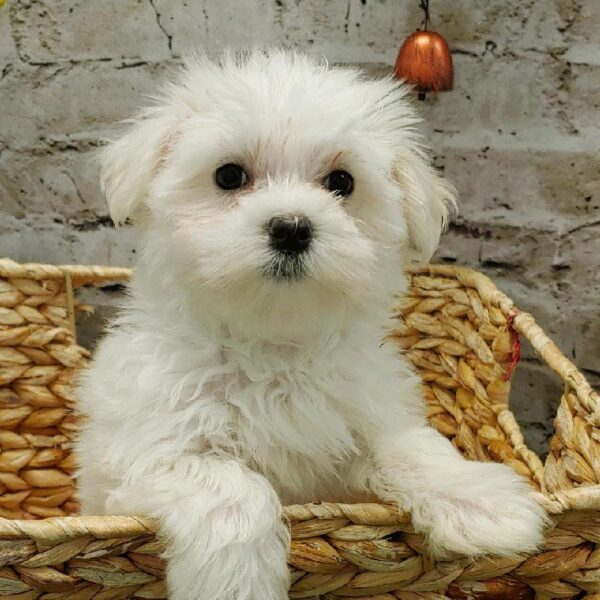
left=504, top=309, right=521, bottom=381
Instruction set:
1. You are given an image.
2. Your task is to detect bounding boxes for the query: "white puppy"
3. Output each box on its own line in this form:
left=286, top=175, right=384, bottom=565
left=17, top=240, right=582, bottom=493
left=76, top=50, right=546, bottom=600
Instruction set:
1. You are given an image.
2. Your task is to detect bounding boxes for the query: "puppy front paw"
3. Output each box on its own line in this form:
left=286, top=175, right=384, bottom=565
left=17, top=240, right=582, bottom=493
left=166, top=537, right=290, bottom=600
left=411, top=462, right=548, bottom=559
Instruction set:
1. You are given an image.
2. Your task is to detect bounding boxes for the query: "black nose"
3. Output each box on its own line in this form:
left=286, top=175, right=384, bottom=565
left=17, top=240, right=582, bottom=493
left=268, top=216, right=312, bottom=254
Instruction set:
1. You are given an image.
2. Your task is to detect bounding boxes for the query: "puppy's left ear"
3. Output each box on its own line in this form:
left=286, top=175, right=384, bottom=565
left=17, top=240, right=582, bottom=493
left=393, top=148, right=457, bottom=264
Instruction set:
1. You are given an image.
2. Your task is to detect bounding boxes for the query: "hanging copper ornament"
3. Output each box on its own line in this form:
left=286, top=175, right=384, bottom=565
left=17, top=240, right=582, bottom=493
left=394, top=0, right=453, bottom=100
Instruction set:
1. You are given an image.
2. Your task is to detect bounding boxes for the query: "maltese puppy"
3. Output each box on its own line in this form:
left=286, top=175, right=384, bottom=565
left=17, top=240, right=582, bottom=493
left=76, top=49, right=546, bottom=600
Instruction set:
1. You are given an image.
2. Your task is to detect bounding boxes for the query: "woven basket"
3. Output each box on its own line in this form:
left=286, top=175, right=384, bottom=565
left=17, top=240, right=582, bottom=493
left=0, top=257, right=598, bottom=600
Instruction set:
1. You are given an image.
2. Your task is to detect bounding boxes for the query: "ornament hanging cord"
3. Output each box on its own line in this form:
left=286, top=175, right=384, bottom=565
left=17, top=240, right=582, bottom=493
left=419, top=0, right=430, bottom=31
left=418, top=0, right=431, bottom=101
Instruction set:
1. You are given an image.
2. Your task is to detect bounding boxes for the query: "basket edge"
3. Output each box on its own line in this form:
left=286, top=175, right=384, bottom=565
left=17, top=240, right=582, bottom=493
left=412, top=264, right=598, bottom=414
left=0, top=257, right=132, bottom=283
left=0, top=489, right=599, bottom=541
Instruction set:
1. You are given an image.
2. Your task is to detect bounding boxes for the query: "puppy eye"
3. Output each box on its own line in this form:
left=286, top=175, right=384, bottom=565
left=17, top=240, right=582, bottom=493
left=324, top=170, right=354, bottom=197
left=215, top=164, right=248, bottom=190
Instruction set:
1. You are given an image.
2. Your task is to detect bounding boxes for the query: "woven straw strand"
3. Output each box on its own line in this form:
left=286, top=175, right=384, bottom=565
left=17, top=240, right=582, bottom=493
left=0, top=258, right=131, bottom=283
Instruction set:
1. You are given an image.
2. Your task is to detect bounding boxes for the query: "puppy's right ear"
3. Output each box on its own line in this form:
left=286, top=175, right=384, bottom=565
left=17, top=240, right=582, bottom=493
left=100, top=111, right=177, bottom=225
left=393, top=147, right=457, bottom=265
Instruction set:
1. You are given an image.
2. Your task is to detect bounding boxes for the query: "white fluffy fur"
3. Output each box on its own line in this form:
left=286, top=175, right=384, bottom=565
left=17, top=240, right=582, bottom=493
left=76, top=50, right=546, bottom=600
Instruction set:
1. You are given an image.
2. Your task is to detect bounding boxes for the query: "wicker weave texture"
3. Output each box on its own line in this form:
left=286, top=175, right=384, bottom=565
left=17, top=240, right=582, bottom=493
left=0, top=257, right=598, bottom=600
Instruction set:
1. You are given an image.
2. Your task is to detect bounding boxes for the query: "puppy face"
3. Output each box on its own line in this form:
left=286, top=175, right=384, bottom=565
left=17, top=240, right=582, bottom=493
left=101, top=51, right=455, bottom=338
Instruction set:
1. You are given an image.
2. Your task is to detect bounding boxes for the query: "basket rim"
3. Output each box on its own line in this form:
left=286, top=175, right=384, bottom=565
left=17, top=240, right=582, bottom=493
left=411, top=264, right=598, bottom=414
left=0, top=257, right=130, bottom=282
left=0, top=489, right=597, bottom=541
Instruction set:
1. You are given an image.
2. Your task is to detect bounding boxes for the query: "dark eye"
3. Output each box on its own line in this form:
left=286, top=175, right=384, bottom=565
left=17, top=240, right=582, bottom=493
left=324, top=170, right=354, bottom=197
left=215, top=163, right=248, bottom=190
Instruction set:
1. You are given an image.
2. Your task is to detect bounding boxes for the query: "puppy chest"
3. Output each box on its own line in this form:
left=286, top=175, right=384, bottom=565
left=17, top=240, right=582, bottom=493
left=202, top=362, right=358, bottom=452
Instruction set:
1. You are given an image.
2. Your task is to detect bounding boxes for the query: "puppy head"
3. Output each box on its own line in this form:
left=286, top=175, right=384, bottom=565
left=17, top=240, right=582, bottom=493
left=101, top=50, right=456, bottom=339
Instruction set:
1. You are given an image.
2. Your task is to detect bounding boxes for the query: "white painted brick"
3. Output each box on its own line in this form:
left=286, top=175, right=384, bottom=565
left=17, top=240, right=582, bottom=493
left=561, top=63, right=600, bottom=134
left=0, top=62, right=169, bottom=148
left=0, top=148, right=105, bottom=219
left=563, top=44, right=600, bottom=66
left=9, top=0, right=171, bottom=62
left=156, top=0, right=419, bottom=63
left=418, top=53, right=570, bottom=132
left=437, top=140, right=600, bottom=231
left=0, top=5, right=18, bottom=65
left=0, top=215, right=137, bottom=266
left=562, top=0, right=600, bottom=46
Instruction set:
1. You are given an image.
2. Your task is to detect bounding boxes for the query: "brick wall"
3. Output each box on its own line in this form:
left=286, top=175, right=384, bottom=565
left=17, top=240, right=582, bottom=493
left=1, top=0, right=598, bottom=454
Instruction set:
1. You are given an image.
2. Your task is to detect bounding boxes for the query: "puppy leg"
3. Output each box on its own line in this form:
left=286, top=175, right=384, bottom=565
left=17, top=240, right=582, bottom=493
left=368, top=423, right=547, bottom=558
left=106, top=456, right=290, bottom=600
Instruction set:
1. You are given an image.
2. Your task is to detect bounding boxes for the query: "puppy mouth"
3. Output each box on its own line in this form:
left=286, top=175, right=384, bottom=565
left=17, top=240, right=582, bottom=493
left=264, top=253, right=308, bottom=282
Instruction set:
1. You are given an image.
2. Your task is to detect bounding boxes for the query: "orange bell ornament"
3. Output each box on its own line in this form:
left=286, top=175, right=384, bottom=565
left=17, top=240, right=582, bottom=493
left=394, top=1, right=453, bottom=99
